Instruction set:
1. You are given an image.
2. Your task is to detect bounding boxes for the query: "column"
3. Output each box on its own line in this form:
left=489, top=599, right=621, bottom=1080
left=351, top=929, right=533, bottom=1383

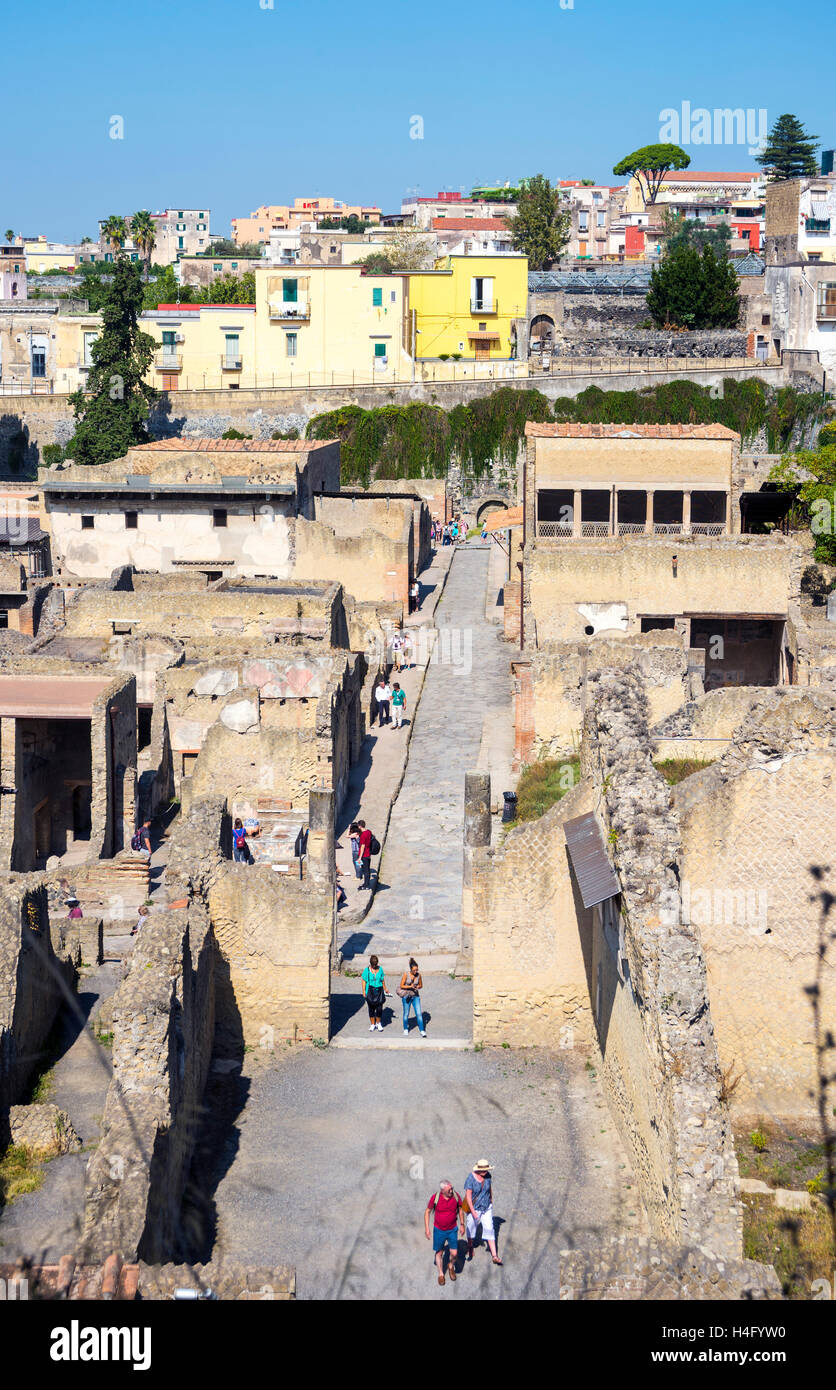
left=459, top=771, right=491, bottom=976
left=682, top=491, right=692, bottom=535
left=611, top=488, right=617, bottom=537
left=306, top=787, right=336, bottom=956
left=645, top=490, right=654, bottom=534
left=572, top=489, right=582, bottom=538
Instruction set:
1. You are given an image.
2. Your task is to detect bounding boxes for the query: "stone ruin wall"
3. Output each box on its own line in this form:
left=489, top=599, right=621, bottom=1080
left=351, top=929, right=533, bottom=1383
left=80, top=899, right=216, bottom=1264
left=579, top=666, right=743, bottom=1259
left=673, top=688, right=836, bottom=1121
left=0, top=880, right=73, bottom=1112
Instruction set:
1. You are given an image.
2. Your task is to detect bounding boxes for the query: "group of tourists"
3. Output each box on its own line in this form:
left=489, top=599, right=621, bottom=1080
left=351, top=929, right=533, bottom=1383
left=425, top=1163, right=503, bottom=1284
left=359, top=954, right=425, bottom=1035
left=436, top=515, right=467, bottom=546
left=373, top=677, right=407, bottom=728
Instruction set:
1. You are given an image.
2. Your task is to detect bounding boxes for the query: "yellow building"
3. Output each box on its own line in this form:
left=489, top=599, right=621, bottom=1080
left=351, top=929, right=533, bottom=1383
left=253, top=265, right=411, bottom=386
left=138, top=254, right=530, bottom=390
left=403, top=254, right=528, bottom=362
left=140, top=301, right=258, bottom=391
left=24, top=241, right=81, bottom=273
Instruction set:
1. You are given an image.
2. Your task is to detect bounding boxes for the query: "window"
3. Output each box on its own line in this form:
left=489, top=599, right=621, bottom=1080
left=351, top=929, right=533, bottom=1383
left=81, top=515, right=95, bottom=530
left=125, top=511, right=138, bottom=529
left=130, top=253, right=139, bottom=262
left=579, top=213, right=589, bottom=231
left=374, top=342, right=387, bottom=358
left=31, top=342, right=47, bottom=377
left=597, top=212, right=606, bottom=227
left=213, top=508, right=228, bottom=527
left=104, top=252, right=113, bottom=263
left=224, top=333, right=240, bottom=367
left=83, top=331, right=97, bottom=367
left=286, top=332, right=298, bottom=358
left=199, top=213, right=205, bottom=219
left=372, top=287, right=383, bottom=306
left=231, top=261, right=238, bottom=269
left=214, top=263, right=222, bottom=272
left=178, top=236, right=184, bottom=249
left=282, top=278, right=298, bottom=302
left=390, top=291, right=396, bottom=303
left=0, top=611, right=7, bottom=630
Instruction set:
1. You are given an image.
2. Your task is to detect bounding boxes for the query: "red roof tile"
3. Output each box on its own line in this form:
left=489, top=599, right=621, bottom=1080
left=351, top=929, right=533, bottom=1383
left=132, top=438, right=337, bottom=452
left=525, top=422, right=740, bottom=441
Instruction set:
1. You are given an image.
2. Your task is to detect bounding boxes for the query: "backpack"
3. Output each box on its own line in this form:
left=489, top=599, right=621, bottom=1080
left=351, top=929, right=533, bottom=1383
left=369, top=833, right=381, bottom=856
left=130, top=830, right=142, bottom=852
left=234, top=827, right=247, bottom=849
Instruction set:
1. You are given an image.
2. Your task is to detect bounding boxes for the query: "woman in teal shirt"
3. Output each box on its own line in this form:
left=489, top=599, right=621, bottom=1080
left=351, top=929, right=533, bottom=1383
left=362, top=954, right=388, bottom=1031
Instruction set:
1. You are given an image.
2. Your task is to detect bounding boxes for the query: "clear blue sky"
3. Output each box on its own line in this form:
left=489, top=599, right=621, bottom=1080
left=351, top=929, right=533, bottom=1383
left=5, top=0, right=834, bottom=242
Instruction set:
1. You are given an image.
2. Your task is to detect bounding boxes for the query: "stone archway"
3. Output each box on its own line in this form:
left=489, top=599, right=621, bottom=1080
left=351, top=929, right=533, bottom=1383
left=529, top=314, right=555, bottom=355
left=475, top=496, right=510, bottom=526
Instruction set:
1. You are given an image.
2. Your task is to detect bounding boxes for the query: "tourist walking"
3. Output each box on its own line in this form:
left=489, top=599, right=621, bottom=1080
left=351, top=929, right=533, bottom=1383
left=424, top=1181, right=465, bottom=1285
left=374, top=676, right=391, bottom=726
left=349, top=822, right=363, bottom=879
left=335, top=868, right=347, bottom=911
left=361, top=954, right=388, bottom=1031
left=133, top=820, right=152, bottom=861
left=391, top=682, right=406, bottom=728
left=464, top=1160, right=502, bottom=1265
left=398, top=957, right=425, bottom=1036
left=356, top=820, right=377, bottom=890
left=392, top=629, right=405, bottom=672
left=409, top=579, right=420, bottom=614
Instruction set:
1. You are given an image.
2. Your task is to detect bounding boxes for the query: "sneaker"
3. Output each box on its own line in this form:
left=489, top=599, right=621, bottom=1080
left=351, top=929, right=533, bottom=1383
left=420, top=1030, right=426, bottom=1037
left=376, top=1022, right=383, bottom=1031
left=403, top=1029, right=409, bottom=1036
left=369, top=1024, right=375, bottom=1032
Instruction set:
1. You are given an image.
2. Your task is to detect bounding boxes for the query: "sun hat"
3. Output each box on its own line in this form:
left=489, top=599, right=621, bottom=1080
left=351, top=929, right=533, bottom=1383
left=473, top=1159, right=492, bottom=1172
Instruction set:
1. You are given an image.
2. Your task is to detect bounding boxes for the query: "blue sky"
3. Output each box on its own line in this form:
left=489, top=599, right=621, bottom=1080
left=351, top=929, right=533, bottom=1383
left=5, top=0, right=835, bottom=242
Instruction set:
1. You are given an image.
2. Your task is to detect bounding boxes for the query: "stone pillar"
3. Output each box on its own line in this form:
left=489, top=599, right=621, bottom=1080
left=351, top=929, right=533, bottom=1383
left=682, top=490, right=692, bottom=534
left=306, top=787, right=336, bottom=953
left=645, top=489, right=654, bottom=534
left=459, top=772, right=491, bottom=975
left=572, top=489, right=582, bottom=538
left=610, top=488, right=617, bottom=537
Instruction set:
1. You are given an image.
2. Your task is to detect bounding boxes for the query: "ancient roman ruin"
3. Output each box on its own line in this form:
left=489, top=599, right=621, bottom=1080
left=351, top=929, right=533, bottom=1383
left=0, top=412, right=833, bottom=1304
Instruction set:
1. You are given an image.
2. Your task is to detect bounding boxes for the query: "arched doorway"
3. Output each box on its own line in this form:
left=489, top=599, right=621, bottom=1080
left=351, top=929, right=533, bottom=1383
left=529, top=314, right=555, bottom=358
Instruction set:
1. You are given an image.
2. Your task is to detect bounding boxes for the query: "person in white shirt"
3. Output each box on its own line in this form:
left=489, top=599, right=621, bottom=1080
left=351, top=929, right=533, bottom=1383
left=374, top=677, right=392, bottom=725
left=392, top=630, right=405, bottom=672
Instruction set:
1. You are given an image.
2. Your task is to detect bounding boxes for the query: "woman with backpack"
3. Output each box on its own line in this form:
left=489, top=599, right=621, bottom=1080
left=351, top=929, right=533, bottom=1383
left=361, top=954, right=388, bottom=1032
left=398, top=958, right=426, bottom=1037
left=232, top=818, right=251, bottom=864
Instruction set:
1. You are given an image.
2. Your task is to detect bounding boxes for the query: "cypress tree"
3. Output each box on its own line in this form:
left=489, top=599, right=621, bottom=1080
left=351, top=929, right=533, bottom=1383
left=68, top=255, right=158, bottom=466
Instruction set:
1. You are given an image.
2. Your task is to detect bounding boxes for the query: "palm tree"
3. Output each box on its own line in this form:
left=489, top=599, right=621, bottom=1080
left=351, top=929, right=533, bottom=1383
left=101, top=215, right=128, bottom=258
left=4, top=230, right=14, bottom=244
left=130, top=210, right=157, bottom=278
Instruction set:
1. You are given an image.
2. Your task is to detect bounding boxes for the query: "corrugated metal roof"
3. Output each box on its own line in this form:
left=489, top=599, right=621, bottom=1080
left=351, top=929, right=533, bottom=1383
left=563, top=811, right=620, bottom=909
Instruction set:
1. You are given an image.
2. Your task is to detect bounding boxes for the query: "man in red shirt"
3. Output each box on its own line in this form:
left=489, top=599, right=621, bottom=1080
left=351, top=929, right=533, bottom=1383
left=424, top=1180, right=465, bottom=1285
left=357, top=820, right=373, bottom=890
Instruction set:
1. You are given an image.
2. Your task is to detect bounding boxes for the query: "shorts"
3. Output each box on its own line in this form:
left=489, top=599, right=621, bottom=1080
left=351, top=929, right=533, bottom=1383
left=466, top=1206, right=495, bottom=1241
left=432, top=1225, right=459, bottom=1254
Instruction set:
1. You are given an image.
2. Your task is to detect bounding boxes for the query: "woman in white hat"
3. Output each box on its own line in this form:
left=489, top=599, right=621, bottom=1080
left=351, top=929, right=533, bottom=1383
left=463, top=1159, right=502, bottom=1265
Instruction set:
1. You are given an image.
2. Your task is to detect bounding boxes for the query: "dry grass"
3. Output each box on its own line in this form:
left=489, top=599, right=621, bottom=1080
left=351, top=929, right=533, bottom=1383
left=653, top=757, right=715, bottom=785
left=512, top=757, right=581, bottom=824
left=0, top=1144, right=45, bottom=1208
left=742, top=1194, right=834, bottom=1299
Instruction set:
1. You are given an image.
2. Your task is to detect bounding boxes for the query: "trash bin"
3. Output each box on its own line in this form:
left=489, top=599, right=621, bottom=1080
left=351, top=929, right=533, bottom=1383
left=502, top=791, right=517, bottom=823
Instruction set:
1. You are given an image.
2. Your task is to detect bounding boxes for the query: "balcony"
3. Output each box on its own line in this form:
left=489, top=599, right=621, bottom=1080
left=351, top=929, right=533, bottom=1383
left=470, top=298, right=498, bottom=314
left=269, top=301, right=310, bottom=321
left=155, top=350, right=182, bottom=371
left=805, top=218, right=831, bottom=234
left=220, top=355, right=243, bottom=371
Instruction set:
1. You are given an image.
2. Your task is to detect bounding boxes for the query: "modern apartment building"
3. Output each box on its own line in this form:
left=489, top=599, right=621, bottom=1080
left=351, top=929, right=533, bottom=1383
left=231, top=199, right=382, bottom=246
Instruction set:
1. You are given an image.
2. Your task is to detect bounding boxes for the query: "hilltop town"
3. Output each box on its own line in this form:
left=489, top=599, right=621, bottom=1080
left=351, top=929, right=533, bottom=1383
left=1, top=122, right=835, bottom=1314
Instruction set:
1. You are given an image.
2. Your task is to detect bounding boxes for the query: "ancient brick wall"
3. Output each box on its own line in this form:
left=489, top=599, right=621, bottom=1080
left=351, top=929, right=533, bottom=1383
left=674, top=689, right=836, bottom=1120
left=472, top=780, right=597, bottom=1047
left=0, top=881, right=70, bottom=1110
left=81, top=900, right=216, bottom=1264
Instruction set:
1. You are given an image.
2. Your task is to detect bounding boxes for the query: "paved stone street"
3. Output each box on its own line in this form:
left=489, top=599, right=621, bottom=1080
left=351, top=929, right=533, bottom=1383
left=209, top=1043, right=644, bottom=1301
left=339, top=545, right=513, bottom=962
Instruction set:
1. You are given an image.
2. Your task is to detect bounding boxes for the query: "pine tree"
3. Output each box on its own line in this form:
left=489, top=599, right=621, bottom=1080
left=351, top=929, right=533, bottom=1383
left=756, top=114, right=819, bottom=181
left=507, top=175, right=571, bottom=269
left=68, top=256, right=158, bottom=466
